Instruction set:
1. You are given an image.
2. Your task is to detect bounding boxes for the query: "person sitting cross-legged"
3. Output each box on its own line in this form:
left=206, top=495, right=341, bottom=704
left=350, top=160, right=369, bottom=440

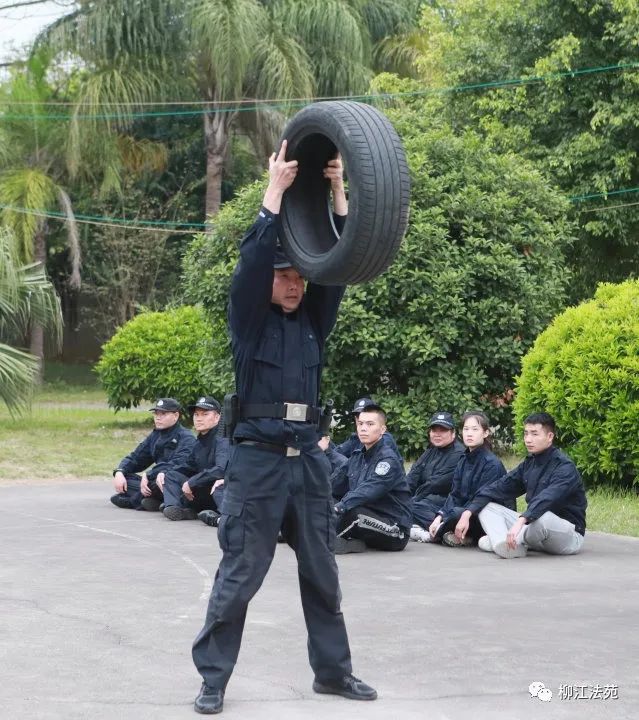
left=110, top=398, right=195, bottom=511
left=407, top=411, right=466, bottom=542
left=331, top=405, right=412, bottom=554
left=460, top=412, right=587, bottom=559
left=159, top=396, right=230, bottom=523
left=428, top=410, right=510, bottom=547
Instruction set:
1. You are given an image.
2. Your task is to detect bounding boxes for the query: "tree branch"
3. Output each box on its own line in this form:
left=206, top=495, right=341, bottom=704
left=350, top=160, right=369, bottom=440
left=0, top=0, right=72, bottom=12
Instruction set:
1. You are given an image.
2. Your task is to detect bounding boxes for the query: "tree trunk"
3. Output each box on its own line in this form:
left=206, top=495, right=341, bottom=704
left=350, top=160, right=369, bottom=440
left=29, top=227, right=46, bottom=383
left=204, top=109, right=230, bottom=227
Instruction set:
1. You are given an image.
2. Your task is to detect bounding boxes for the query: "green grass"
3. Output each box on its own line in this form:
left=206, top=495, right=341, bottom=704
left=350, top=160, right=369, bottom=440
left=0, top=365, right=150, bottom=481
left=3, top=369, right=639, bottom=537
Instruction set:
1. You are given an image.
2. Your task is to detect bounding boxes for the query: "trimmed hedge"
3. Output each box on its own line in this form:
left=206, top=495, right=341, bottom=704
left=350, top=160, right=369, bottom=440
left=513, top=280, right=639, bottom=488
left=96, top=306, right=212, bottom=410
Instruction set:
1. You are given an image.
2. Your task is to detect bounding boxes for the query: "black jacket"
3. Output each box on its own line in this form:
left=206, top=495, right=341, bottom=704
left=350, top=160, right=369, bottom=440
left=407, top=439, right=466, bottom=502
left=229, top=207, right=345, bottom=449
left=438, top=446, right=510, bottom=523
left=467, top=446, right=587, bottom=535
left=115, top=423, right=195, bottom=481
left=169, top=425, right=230, bottom=490
left=331, top=439, right=413, bottom=530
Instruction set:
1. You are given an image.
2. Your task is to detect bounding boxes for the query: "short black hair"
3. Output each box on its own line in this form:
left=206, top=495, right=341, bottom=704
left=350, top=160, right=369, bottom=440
left=524, top=412, right=556, bottom=433
left=358, top=407, right=387, bottom=424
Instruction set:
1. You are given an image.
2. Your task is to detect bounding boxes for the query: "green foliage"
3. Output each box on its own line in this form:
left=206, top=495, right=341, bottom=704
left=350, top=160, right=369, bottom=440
left=409, top=0, right=639, bottom=299
left=0, top=227, right=62, bottom=413
left=182, top=94, right=574, bottom=453
left=514, top=279, right=639, bottom=489
left=96, top=305, right=212, bottom=410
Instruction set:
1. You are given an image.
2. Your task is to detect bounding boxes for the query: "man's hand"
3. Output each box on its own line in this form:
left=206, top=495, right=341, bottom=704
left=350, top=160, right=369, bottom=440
left=182, top=480, right=194, bottom=501
left=455, top=510, right=472, bottom=541
left=429, top=515, right=443, bottom=539
left=263, top=140, right=298, bottom=213
left=318, top=435, right=330, bottom=452
left=114, top=471, right=127, bottom=493
left=211, top=478, right=225, bottom=494
left=324, top=154, right=347, bottom=216
left=140, top=472, right=152, bottom=497
left=507, top=517, right=527, bottom=549
left=156, top=472, right=165, bottom=492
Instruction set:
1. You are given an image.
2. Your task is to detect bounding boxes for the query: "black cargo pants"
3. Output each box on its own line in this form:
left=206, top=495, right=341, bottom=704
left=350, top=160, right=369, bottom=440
left=192, top=443, right=352, bottom=689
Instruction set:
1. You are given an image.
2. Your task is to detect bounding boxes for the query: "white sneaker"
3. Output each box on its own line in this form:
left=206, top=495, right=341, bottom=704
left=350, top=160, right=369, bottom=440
left=478, top=535, right=493, bottom=552
left=493, top=540, right=528, bottom=559
left=410, top=525, right=431, bottom=543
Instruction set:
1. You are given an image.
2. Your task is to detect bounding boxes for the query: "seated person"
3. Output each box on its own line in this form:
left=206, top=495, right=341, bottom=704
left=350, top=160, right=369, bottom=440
left=428, top=410, right=508, bottom=547
left=334, top=397, right=403, bottom=461
left=158, top=396, right=230, bottom=522
left=460, top=412, right=587, bottom=559
left=407, top=412, right=466, bottom=541
left=318, top=435, right=348, bottom=473
left=110, top=398, right=196, bottom=511
left=331, top=405, right=412, bottom=553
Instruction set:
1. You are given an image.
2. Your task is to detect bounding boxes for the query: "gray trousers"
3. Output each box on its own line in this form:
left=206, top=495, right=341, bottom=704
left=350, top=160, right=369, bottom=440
left=478, top=502, right=584, bottom=556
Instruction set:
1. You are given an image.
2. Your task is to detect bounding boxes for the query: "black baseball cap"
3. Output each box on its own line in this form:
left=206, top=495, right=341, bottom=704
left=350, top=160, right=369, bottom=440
left=273, top=243, right=293, bottom=269
left=149, top=398, right=182, bottom=412
left=428, top=411, right=455, bottom=429
left=352, top=397, right=383, bottom=414
left=188, top=395, right=222, bottom=413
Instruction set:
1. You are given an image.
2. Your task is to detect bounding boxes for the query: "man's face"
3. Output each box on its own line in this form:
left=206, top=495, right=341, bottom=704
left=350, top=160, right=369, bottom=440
left=356, top=411, right=386, bottom=450
left=272, top=268, right=305, bottom=313
left=523, top=423, right=554, bottom=454
left=429, top=425, right=455, bottom=448
left=153, top=410, right=179, bottom=430
left=193, top=408, right=220, bottom=434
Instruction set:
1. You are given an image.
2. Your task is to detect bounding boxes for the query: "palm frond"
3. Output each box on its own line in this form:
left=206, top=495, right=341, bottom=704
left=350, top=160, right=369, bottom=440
left=0, top=168, right=58, bottom=261
left=0, top=226, right=62, bottom=413
left=0, top=342, right=37, bottom=415
left=190, top=0, right=267, bottom=98
left=56, top=187, right=81, bottom=289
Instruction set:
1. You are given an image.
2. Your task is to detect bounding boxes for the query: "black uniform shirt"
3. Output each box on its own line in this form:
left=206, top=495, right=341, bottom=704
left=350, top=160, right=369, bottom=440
left=331, top=439, right=413, bottom=530
left=467, top=446, right=588, bottom=535
left=115, top=423, right=196, bottom=481
left=438, top=445, right=509, bottom=523
left=229, top=207, right=345, bottom=449
left=170, top=425, right=230, bottom=489
left=407, top=439, right=466, bottom=501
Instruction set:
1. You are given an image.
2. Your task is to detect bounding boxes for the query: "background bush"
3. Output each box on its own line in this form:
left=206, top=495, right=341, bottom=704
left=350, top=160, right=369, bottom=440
left=182, top=93, right=575, bottom=454
left=96, top=305, right=213, bottom=410
left=513, top=279, right=639, bottom=488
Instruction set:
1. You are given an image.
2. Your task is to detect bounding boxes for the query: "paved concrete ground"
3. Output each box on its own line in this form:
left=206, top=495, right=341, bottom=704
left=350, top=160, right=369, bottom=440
left=1, top=481, right=637, bottom=720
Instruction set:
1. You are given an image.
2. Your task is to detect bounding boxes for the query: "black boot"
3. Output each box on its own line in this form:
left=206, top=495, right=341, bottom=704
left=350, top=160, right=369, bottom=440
left=198, top=509, right=221, bottom=527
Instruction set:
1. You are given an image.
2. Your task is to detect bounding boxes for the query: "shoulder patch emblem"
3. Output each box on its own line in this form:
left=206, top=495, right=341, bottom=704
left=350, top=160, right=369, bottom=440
left=375, top=461, right=391, bottom=476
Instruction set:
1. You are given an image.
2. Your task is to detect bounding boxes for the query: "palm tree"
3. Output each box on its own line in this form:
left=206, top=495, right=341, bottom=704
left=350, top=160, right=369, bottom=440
left=0, top=58, right=80, bottom=376
left=0, top=226, right=62, bottom=413
left=37, top=0, right=420, bottom=221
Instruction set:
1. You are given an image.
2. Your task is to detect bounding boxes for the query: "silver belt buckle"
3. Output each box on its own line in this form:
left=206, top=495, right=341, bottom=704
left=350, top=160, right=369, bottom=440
left=286, top=447, right=301, bottom=457
left=284, top=402, right=308, bottom=422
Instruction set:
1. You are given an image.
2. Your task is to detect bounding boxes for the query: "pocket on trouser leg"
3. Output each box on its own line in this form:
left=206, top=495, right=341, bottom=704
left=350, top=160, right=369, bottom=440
left=217, top=499, right=245, bottom=554
left=326, top=501, right=336, bottom=553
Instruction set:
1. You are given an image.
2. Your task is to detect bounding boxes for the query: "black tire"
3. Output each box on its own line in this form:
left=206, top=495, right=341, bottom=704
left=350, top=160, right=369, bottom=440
left=278, top=101, right=410, bottom=285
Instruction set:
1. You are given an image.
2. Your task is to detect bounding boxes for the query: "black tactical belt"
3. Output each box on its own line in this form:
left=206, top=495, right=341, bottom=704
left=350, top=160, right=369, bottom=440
left=237, top=439, right=301, bottom=457
left=241, top=402, right=321, bottom=423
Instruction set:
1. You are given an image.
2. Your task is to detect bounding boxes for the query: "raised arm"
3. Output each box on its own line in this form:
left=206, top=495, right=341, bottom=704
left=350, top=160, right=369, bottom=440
left=229, top=141, right=298, bottom=341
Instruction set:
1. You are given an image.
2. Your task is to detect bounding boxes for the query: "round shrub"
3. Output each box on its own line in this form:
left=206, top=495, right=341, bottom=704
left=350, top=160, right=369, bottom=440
left=513, top=280, right=639, bottom=488
left=96, top=306, right=212, bottom=410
